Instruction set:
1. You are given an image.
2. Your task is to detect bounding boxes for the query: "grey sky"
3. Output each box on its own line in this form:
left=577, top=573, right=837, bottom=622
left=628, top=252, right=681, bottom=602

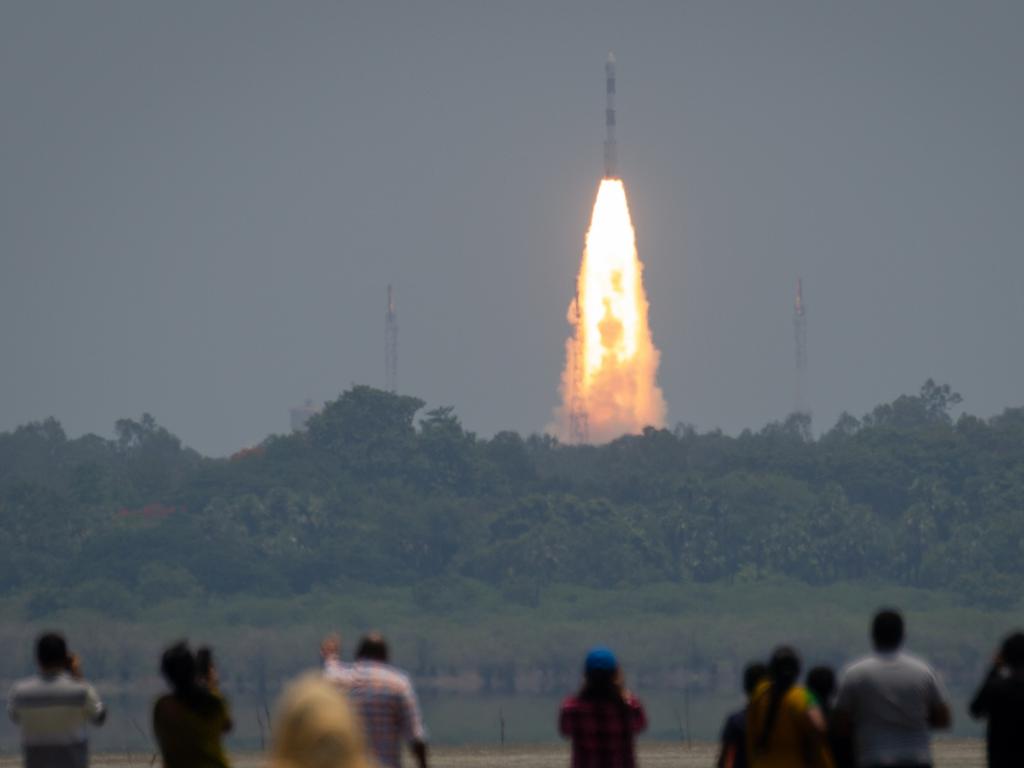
left=2, top=2, right=1022, bottom=455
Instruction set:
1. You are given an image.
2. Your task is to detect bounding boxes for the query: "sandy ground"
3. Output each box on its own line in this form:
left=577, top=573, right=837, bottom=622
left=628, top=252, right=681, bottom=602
left=0, top=739, right=986, bottom=768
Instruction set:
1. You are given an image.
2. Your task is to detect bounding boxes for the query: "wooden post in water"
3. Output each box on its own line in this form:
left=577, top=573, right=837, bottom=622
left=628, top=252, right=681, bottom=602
left=256, top=707, right=266, bottom=751
left=684, top=684, right=692, bottom=749
left=672, top=704, right=685, bottom=744
left=127, top=714, right=157, bottom=765
left=685, top=633, right=694, bottom=749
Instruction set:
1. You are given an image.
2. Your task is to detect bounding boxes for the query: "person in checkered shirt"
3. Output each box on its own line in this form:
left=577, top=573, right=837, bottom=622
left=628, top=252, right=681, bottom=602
left=559, top=647, right=647, bottom=768
left=322, top=633, right=428, bottom=768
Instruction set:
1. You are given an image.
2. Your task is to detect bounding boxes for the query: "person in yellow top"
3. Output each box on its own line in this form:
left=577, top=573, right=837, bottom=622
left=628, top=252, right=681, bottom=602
left=746, top=646, right=835, bottom=768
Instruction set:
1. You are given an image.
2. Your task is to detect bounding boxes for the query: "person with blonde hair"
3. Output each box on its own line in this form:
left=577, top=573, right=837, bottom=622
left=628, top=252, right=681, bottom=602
left=270, top=675, right=374, bottom=768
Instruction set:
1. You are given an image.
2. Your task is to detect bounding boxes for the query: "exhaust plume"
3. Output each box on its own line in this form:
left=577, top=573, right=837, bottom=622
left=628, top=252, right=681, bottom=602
left=552, top=178, right=666, bottom=443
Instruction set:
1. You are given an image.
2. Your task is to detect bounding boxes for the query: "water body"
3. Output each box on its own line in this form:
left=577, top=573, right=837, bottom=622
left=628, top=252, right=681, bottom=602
left=0, top=690, right=990, bottom=755
left=0, top=742, right=989, bottom=768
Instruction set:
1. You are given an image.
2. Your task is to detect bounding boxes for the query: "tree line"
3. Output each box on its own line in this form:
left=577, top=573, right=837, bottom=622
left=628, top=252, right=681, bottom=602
left=1, top=380, right=1022, bottom=615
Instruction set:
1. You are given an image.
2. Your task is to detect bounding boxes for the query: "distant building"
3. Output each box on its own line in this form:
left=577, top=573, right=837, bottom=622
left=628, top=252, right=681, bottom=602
left=290, top=399, right=321, bottom=432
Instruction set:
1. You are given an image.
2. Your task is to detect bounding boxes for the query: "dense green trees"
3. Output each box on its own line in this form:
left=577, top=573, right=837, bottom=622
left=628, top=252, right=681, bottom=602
left=1, top=380, right=1022, bottom=614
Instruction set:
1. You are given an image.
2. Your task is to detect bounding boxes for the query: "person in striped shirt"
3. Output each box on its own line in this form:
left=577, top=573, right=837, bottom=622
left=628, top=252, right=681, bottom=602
left=323, top=633, right=428, bottom=768
left=7, top=632, right=106, bottom=768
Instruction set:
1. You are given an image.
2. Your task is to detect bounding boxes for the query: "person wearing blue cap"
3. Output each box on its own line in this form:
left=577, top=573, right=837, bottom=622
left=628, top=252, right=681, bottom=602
left=559, top=647, right=647, bottom=768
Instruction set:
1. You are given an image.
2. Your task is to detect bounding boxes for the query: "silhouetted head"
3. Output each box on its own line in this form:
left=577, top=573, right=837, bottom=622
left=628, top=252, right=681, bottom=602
left=579, top=647, right=620, bottom=700
left=196, top=647, right=213, bottom=681
left=806, top=666, right=836, bottom=708
left=584, top=647, right=617, bottom=675
left=355, top=633, right=389, bottom=663
left=1001, top=632, right=1024, bottom=670
left=583, top=646, right=618, bottom=685
left=872, top=609, right=905, bottom=652
left=743, top=661, right=768, bottom=697
left=36, top=632, right=69, bottom=671
left=756, top=647, right=802, bottom=750
left=769, top=646, right=801, bottom=690
left=161, top=641, right=198, bottom=694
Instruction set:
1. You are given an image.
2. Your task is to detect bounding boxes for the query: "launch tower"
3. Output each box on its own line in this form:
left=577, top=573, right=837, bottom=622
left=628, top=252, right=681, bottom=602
left=385, top=284, right=398, bottom=393
left=568, top=293, right=589, bottom=444
left=566, top=54, right=619, bottom=444
left=794, top=278, right=808, bottom=414
left=604, top=53, right=617, bottom=179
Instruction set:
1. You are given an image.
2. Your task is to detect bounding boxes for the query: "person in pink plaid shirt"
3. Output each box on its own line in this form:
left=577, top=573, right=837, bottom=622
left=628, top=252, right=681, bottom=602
left=322, top=633, right=428, bottom=768
left=559, top=647, right=647, bottom=768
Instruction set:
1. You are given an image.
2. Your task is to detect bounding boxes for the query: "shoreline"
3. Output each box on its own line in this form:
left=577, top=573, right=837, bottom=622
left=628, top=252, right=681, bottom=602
left=0, top=739, right=988, bottom=768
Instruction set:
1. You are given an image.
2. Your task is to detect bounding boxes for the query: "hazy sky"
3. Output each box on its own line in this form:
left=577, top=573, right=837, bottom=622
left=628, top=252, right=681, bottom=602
left=2, top=2, right=1022, bottom=455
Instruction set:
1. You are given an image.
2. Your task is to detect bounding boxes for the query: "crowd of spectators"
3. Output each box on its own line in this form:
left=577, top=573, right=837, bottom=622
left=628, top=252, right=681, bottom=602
left=6, top=608, right=1023, bottom=768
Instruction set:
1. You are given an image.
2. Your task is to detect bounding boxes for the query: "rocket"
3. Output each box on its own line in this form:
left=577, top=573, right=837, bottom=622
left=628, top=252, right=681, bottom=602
left=604, top=53, right=617, bottom=179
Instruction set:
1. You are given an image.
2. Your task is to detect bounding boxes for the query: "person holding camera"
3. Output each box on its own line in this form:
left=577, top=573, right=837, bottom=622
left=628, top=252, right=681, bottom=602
left=153, top=641, right=232, bottom=768
left=559, top=647, right=647, bottom=768
left=970, top=631, right=1024, bottom=768
left=7, top=631, right=106, bottom=768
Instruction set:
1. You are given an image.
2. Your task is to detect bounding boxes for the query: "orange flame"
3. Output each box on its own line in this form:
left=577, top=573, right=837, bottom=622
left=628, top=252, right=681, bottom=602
left=552, top=179, right=666, bottom=442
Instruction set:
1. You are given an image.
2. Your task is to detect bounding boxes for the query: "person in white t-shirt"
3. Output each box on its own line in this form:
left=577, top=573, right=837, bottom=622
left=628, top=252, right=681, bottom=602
left=7, top=632, right=106, bottom=768
left=834, top=609, right=951, bottom=768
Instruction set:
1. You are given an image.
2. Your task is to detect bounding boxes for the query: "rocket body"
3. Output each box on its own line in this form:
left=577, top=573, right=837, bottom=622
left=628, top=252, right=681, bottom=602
left=604, top=53, right=617, bottom=179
